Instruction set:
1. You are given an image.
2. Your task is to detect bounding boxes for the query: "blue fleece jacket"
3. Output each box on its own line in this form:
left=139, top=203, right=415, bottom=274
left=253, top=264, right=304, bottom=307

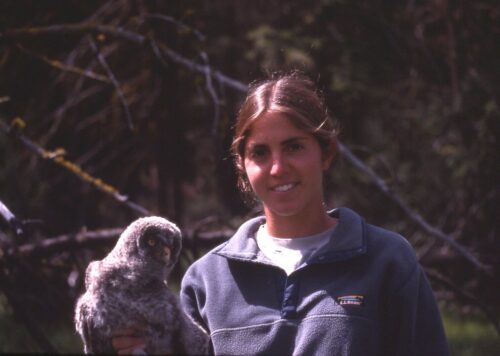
left=180, top=207, right=450, bottom=355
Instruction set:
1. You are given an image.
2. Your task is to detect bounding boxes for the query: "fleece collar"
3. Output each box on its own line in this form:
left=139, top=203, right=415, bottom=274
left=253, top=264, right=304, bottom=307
left=215, top=207, right=367, bottom=265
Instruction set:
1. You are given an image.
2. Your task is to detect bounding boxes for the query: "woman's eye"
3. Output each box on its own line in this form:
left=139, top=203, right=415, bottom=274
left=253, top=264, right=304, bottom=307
left=287, top=142, right=303, bottom=152
left=249, top=147, right=268, bottom=159
left=147, top=238, right=156, bottom=247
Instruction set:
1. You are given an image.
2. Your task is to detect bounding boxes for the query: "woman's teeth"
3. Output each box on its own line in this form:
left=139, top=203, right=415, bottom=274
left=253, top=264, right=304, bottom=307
left=273, top=183, right=295, bottom=192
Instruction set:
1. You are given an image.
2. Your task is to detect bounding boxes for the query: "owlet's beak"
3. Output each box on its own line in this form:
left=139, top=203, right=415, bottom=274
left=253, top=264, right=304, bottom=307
left=163, top=246, right=171, bottom=264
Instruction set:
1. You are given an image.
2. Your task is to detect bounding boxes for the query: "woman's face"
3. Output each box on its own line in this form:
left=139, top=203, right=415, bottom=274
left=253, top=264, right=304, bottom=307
left=243, top=112, right=333, bottom=222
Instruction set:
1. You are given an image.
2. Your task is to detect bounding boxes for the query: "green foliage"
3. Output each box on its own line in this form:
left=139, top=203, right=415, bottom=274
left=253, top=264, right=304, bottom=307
left=442, top=307, right=500, bottom=356
left=0, top=316, right=82, bottom=353
left=246, top=25, right=317, bottom=71
left=0, top=294, right=81, bottom=353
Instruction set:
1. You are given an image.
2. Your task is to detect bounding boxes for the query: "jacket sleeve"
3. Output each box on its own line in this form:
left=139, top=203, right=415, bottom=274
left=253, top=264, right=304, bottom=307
left=180, top=264, right=214, bottom=354
left=382, top=264, right=450, bottom=356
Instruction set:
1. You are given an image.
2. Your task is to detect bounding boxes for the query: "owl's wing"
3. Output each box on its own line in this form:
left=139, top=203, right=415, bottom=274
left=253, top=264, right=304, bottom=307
left=75, top=295, right=114, bottom=354
left=81, top=311, right=96, bottom=353
left=84, top=260, right=101, bottom=289
left=76, top=260, right=116, bottom=354
left=75, top=296, right=93, bottom=353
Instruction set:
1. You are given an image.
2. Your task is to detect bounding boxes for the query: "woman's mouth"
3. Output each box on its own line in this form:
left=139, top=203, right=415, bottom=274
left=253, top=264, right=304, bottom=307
left=271, top=183, right=297, bottom=192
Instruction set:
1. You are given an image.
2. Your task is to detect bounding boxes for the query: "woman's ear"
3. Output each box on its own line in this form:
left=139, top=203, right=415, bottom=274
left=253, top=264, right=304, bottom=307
left=322, top=139, right=337, bottom=171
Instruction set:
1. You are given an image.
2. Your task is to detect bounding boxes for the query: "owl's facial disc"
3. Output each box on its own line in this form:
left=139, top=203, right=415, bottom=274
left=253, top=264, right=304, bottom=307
left=143, top=231, right=173, bottom=265
left=138, top=228, right=172, bottom=265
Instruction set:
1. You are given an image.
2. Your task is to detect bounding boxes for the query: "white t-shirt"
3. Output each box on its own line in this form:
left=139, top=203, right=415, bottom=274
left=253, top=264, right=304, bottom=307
left=256, top=224, right=337, bottom=275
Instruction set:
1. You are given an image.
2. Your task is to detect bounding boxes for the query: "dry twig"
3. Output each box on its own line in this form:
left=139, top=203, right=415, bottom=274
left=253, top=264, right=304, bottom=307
left=0, top=118, right=149, bottom=216
left=87, top=36, right=134, bottom=130
left=16, top=44, right=111, bottom=83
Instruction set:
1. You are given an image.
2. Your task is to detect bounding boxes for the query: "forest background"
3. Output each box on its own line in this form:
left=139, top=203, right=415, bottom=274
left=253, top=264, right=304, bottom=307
left=0, top=0, right=498, bottom=354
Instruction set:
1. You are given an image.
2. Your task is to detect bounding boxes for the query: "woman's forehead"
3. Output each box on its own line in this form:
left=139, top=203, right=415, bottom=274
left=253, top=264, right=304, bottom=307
left=245, top=113, right=312, bottom=145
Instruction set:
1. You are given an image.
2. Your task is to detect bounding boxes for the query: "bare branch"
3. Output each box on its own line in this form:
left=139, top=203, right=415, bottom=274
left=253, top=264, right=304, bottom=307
left=200, top=51, right=221, bottom=136
left=0, top=200, right=16, bottom=226
left=6, top=228, right=122, bottom=258
left=426, top=269, right=499, bottom=334
left=0, top=118, right=150, bottom=217
left=2, top=227, right=230, bottom=260
left=15, top=44, right=111, bottom=83
left=1, top=23, right=146, bottom=44
left=142, top=13, right=206, bottom=42
left=0, top=200, right=23, bottom=237
left=87, top=36, right=134, bottom=130
left=338, top=143, right=491, bottom=273
left=1, top=22, right=247, bottom=92
left=153, top=41, right=248, bottom=92
left=42, top=85, right=105, bottom=145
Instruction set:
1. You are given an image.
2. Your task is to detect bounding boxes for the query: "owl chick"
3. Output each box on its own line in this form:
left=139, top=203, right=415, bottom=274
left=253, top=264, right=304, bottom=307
left=74, top=216, right=209, bottom=355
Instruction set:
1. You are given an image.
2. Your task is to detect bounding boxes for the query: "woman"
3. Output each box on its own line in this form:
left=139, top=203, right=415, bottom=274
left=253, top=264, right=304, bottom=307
left=114, top=73, right=450, bottom=355
left=180, top=73, right=450, bottom=355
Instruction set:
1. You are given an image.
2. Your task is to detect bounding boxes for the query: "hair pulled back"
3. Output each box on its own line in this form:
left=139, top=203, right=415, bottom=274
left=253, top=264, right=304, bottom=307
left=231, top=72, right=338, bottom=199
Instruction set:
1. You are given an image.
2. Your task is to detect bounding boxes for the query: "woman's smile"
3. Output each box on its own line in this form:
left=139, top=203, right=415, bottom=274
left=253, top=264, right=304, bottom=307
left=243, top=112, right=332, bottom=228
left=270, top=182, right=298, bottom=192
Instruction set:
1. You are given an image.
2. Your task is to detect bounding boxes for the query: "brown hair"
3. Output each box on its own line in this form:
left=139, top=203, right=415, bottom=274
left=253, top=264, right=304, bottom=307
left=231, top=72, right=338, bottom=200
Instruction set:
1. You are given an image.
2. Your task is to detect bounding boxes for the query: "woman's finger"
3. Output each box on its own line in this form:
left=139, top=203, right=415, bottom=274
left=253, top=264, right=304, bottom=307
left=112, top=335, right=145, bottom=350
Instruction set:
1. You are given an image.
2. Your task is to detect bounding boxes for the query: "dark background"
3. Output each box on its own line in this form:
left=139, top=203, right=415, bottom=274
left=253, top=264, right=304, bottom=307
left=0, top=0, right=498, bottom=353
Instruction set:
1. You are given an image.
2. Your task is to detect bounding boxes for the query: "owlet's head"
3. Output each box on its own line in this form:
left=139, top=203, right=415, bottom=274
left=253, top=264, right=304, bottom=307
left=117, top=216, right=182, bottom=269
left=137, top=218, right=182, bottom=268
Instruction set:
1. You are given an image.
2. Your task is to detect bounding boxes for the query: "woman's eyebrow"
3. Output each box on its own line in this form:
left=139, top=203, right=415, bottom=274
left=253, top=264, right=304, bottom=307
left=246, top=142, right=267, bottom=149
left=281, top=136, right=308, bottom=145
left=245, top=142, right=268, bottom=154
left=245, top=136, right=307, bottom=149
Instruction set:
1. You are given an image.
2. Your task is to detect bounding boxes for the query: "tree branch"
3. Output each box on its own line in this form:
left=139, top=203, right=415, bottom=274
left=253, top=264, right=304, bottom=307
left=426, top=269, right=499, bottom=334
left=337, top=143, right=490, bottom=273
left=15, top=44, right=111, bottom=84
left=0, top=200, right=24, bottom=238
left=200, top=51, right=221, bottom=136
left=2, top=227, right=230, bottom=260
left=141, top=13, right=206, bottom=42
left=0, top=22, right=248, bottom=92
left=87, top=36, right=134, bottom=130
left=0, top=118, right=150, bottom=217
left=6, top=228, right=122, bottom=258
left=1, top=23, right=146, bottom=44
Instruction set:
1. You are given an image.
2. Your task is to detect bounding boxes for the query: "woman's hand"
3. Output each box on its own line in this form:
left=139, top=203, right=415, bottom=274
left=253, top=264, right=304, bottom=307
left=111, top=328, right=146, bottom=355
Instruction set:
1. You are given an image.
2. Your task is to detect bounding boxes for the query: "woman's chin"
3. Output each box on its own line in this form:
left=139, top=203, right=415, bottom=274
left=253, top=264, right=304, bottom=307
left=265, top=205, right=303, bottom=218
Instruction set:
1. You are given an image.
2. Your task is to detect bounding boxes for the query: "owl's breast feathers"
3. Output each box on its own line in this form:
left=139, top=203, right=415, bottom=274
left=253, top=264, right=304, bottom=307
left=87, top=259, right=165, bottom=295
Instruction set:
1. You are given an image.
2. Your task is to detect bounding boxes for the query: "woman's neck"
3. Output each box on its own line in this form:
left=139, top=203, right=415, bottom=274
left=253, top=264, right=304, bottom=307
left=263, top=206, right=337, bottom=238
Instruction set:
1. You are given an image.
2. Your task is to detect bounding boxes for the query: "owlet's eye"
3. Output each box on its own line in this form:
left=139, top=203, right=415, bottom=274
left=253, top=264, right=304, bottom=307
left=147, top=238, right=156, bottom=247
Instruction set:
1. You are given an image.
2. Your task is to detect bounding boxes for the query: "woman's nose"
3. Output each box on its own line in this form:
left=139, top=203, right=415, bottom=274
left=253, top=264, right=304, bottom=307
left=270, top=153, right=287, bottom=176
